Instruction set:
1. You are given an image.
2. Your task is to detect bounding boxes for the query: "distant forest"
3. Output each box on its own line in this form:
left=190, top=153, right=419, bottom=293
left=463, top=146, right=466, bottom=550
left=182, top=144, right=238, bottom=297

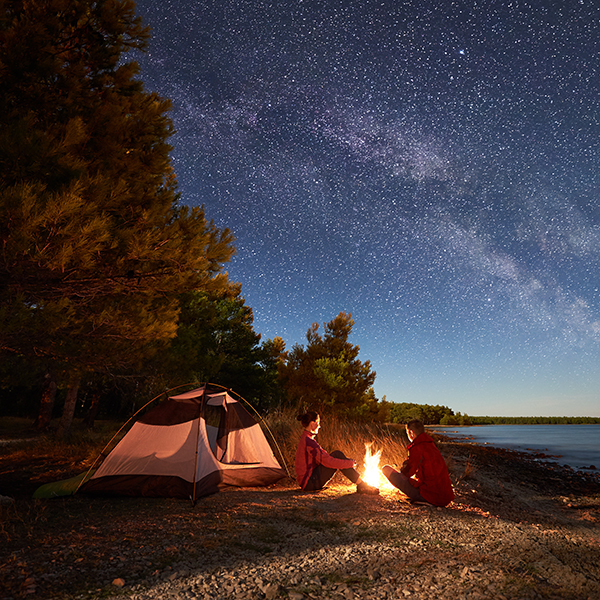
left=466, top=416, right=600, bottom=425
left=388, top=404, right=600, bottom=426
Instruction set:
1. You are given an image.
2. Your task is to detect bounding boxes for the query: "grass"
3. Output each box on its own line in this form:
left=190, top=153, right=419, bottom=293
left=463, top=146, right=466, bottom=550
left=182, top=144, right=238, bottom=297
left=0, top=417, right=123, bottom=465
left=265, top=408, right=409, bottom=479
left=0, top=410, right=410, bottom=558
left=2, top=413, right=598, bottom=600
left=1, top=408, right=408, bottom=487
left=0, top=409, right=414, bottom=535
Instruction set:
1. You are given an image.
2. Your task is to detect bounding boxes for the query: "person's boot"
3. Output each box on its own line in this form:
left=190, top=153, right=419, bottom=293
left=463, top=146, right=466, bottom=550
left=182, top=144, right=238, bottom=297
left=356, top=481, right=379, bottom=495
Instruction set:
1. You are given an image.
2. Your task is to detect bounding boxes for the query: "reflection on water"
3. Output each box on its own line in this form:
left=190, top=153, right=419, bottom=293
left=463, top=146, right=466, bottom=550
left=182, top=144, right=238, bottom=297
left=435, top=424, right=600, bottom=473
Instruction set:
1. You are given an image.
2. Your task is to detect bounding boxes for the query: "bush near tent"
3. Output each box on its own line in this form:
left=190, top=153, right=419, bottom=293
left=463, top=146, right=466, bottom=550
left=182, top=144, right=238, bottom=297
left=78, top=384, right=287, bottom=501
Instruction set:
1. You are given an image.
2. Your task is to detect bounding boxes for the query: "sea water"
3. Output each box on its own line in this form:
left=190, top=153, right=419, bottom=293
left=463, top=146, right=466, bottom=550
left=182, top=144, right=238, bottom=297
left=435, top=424, right=600, bottom=473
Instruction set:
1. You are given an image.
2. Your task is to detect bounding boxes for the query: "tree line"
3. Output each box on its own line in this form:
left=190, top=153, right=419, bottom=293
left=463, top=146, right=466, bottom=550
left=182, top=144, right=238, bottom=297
left=387, top=403, right=471, bottom=426
left=4, top=2, right=591, bottom=435
left=468, top=416, right=600, bottom=425
left=0, top=1, right=388, bottom=434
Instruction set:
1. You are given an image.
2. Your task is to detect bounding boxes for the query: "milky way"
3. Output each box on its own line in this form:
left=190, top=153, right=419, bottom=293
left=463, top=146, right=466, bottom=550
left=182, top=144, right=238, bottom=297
left=132, top=0, right=600, bottom=416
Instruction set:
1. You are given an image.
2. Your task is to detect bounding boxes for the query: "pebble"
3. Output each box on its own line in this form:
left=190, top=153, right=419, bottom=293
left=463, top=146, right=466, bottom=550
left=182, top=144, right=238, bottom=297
left=91, top=512, right=598, bottom=600
left=4, top=447, right=600, bottom=600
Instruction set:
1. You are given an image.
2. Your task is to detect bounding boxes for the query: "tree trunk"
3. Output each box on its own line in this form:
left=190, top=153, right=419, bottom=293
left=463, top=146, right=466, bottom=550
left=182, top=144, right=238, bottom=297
left=34, top=374, right=57, bottom=432
left=83, top=391, right=101, bottom=429
left=56, top=376, right=81, bottom=438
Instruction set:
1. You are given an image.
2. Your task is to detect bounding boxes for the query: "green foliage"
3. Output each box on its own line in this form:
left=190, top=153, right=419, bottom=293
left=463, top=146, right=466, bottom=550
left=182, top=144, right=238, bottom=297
left=255, top=336, right=288, bottom=411
left=354, top=387, right=392, bottom=423
left=468, top=416, right=600, bottom=425
left=438, top=413, right=457, bottom=426
left=151, top=287, right=266, bottom=404
left=76, top=291, right=288, bottom=419
left=389, top=402, right=458, bottom=425
left=389, top=406, right=598, bottom=426
left=0, top=0, right=235, bottom=415
left=278, top=312, right=385, bottom=421
left=439, top=412, right=471, bottom=426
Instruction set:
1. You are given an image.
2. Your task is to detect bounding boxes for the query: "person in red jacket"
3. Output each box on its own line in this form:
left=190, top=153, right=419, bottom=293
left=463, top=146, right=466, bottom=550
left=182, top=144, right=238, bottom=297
left=295, top=411, right=379, bottom=494
left=382, top=418, right=454, bottom=507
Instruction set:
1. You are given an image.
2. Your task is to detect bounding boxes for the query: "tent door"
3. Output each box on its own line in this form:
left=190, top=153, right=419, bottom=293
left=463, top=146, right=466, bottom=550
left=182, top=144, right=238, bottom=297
left=203, top=403, right=228, bottom=461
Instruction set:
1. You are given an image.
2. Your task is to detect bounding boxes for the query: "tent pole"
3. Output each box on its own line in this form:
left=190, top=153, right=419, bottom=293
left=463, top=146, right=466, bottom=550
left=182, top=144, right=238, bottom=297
left=226, top=388, right=292, bottom=480
left=187, top=382, right=291, bottom=479
left=190, top=384, right=207, bottom=507
left=74, top=382, right=201, bottom=495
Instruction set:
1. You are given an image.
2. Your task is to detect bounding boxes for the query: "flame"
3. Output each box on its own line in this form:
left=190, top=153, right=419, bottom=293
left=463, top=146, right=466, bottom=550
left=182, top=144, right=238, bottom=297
left=362, top=442, right=383, bottom=488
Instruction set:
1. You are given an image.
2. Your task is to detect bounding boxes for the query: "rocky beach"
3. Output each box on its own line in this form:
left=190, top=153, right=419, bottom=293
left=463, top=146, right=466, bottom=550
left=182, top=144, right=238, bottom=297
left=1, top=437, right=599, bottom=600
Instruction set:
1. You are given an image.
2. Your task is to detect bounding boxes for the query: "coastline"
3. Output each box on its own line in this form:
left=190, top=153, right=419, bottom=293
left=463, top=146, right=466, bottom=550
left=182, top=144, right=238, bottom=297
left=432, top=424, right=600, bottom=475
left=1, top=435, right=599, bottom=599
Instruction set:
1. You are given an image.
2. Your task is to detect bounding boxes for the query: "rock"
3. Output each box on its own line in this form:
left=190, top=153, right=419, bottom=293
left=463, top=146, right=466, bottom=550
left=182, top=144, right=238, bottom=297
left=3, top=440, right=600, bottom=600
left=261, top=582, right=280, bottom=600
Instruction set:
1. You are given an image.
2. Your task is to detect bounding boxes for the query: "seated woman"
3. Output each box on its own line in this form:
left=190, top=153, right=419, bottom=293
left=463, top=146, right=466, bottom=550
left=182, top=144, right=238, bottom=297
left=382, top=418, right=454, bottom=507
left=295, top=411, right=379, bottom=495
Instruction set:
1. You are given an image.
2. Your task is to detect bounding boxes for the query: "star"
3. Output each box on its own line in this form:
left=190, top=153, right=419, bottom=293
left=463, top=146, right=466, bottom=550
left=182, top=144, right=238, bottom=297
left=133, top=0, right=600, bottom=417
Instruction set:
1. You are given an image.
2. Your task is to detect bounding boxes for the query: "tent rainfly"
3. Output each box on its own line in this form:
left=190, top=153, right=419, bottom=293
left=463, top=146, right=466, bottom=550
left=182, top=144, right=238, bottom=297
left=79, top=384, right=286, bottom=501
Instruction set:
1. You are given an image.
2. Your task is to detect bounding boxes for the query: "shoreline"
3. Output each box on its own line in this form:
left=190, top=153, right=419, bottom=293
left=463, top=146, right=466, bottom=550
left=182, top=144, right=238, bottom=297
left=434, top=433, right=600, bottom=493
left=431, top=424, right=600, bottom=476
left=1, top=435, right=599, bottom=599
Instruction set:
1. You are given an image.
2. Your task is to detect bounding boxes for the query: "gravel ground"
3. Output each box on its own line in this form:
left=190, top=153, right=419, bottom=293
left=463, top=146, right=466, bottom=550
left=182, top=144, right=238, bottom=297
left=1, top=440, right=599, bottom=600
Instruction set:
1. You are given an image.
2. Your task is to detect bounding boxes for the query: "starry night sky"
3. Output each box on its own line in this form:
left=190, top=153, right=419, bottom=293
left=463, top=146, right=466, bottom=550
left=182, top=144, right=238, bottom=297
left=132, top=0, right=600, bottom=417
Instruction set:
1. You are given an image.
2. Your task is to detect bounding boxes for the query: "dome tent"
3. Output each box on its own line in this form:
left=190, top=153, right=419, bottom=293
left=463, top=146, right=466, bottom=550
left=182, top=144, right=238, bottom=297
left=79, top=383, right=287, bottom=502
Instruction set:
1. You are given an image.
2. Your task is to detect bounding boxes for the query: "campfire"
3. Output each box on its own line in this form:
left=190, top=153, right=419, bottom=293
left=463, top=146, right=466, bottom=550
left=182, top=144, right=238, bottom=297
left=362, top=442, right=392, bottom=491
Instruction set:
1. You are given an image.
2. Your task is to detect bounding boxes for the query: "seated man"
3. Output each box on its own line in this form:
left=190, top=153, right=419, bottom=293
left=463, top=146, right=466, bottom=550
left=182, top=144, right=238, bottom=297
left=382, top=418, right=454, bottom=507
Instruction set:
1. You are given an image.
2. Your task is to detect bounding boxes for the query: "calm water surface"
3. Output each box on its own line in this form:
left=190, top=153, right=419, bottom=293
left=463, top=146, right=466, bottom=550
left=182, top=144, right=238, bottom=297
left=436, top=424, right=600, bottom=473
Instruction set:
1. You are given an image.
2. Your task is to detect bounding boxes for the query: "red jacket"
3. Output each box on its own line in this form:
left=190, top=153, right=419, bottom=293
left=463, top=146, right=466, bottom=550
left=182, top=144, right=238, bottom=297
left=295, top=430, right=354, bottom=489
left=402, top=432, right=455, bottom=506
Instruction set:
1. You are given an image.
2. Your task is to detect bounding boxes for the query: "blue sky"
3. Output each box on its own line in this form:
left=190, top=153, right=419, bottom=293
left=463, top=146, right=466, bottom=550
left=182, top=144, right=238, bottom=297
left=134, top=0, right=600, bottom=417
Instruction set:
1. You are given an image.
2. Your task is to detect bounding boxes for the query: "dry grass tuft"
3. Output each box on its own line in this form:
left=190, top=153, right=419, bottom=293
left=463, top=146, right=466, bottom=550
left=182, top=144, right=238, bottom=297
left=1, top=411, right=410, bottom=494
left=458, top=452, right=479, bottom=481
left=263, top=409, right=409, bottom=483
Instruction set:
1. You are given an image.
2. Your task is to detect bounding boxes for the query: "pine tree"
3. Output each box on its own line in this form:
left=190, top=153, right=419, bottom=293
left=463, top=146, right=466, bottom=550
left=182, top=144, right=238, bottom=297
left=156, top=286, right=263, bottom=397
left=0, top=0, right=235, bottom=434
left=279, top=312, right=381, bottom=420
left=255, top=336, right=287, bottom=411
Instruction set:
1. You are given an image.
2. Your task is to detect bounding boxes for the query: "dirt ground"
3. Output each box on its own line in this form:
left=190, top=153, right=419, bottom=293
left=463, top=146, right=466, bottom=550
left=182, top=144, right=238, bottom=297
left=1, top=437, right=599, bottom=599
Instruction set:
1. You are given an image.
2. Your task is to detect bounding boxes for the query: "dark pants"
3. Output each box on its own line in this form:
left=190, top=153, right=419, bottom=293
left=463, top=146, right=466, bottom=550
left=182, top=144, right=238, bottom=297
left=304, top=450, right=360, bottom=491
left=382, top=465, right=426, bottom=502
